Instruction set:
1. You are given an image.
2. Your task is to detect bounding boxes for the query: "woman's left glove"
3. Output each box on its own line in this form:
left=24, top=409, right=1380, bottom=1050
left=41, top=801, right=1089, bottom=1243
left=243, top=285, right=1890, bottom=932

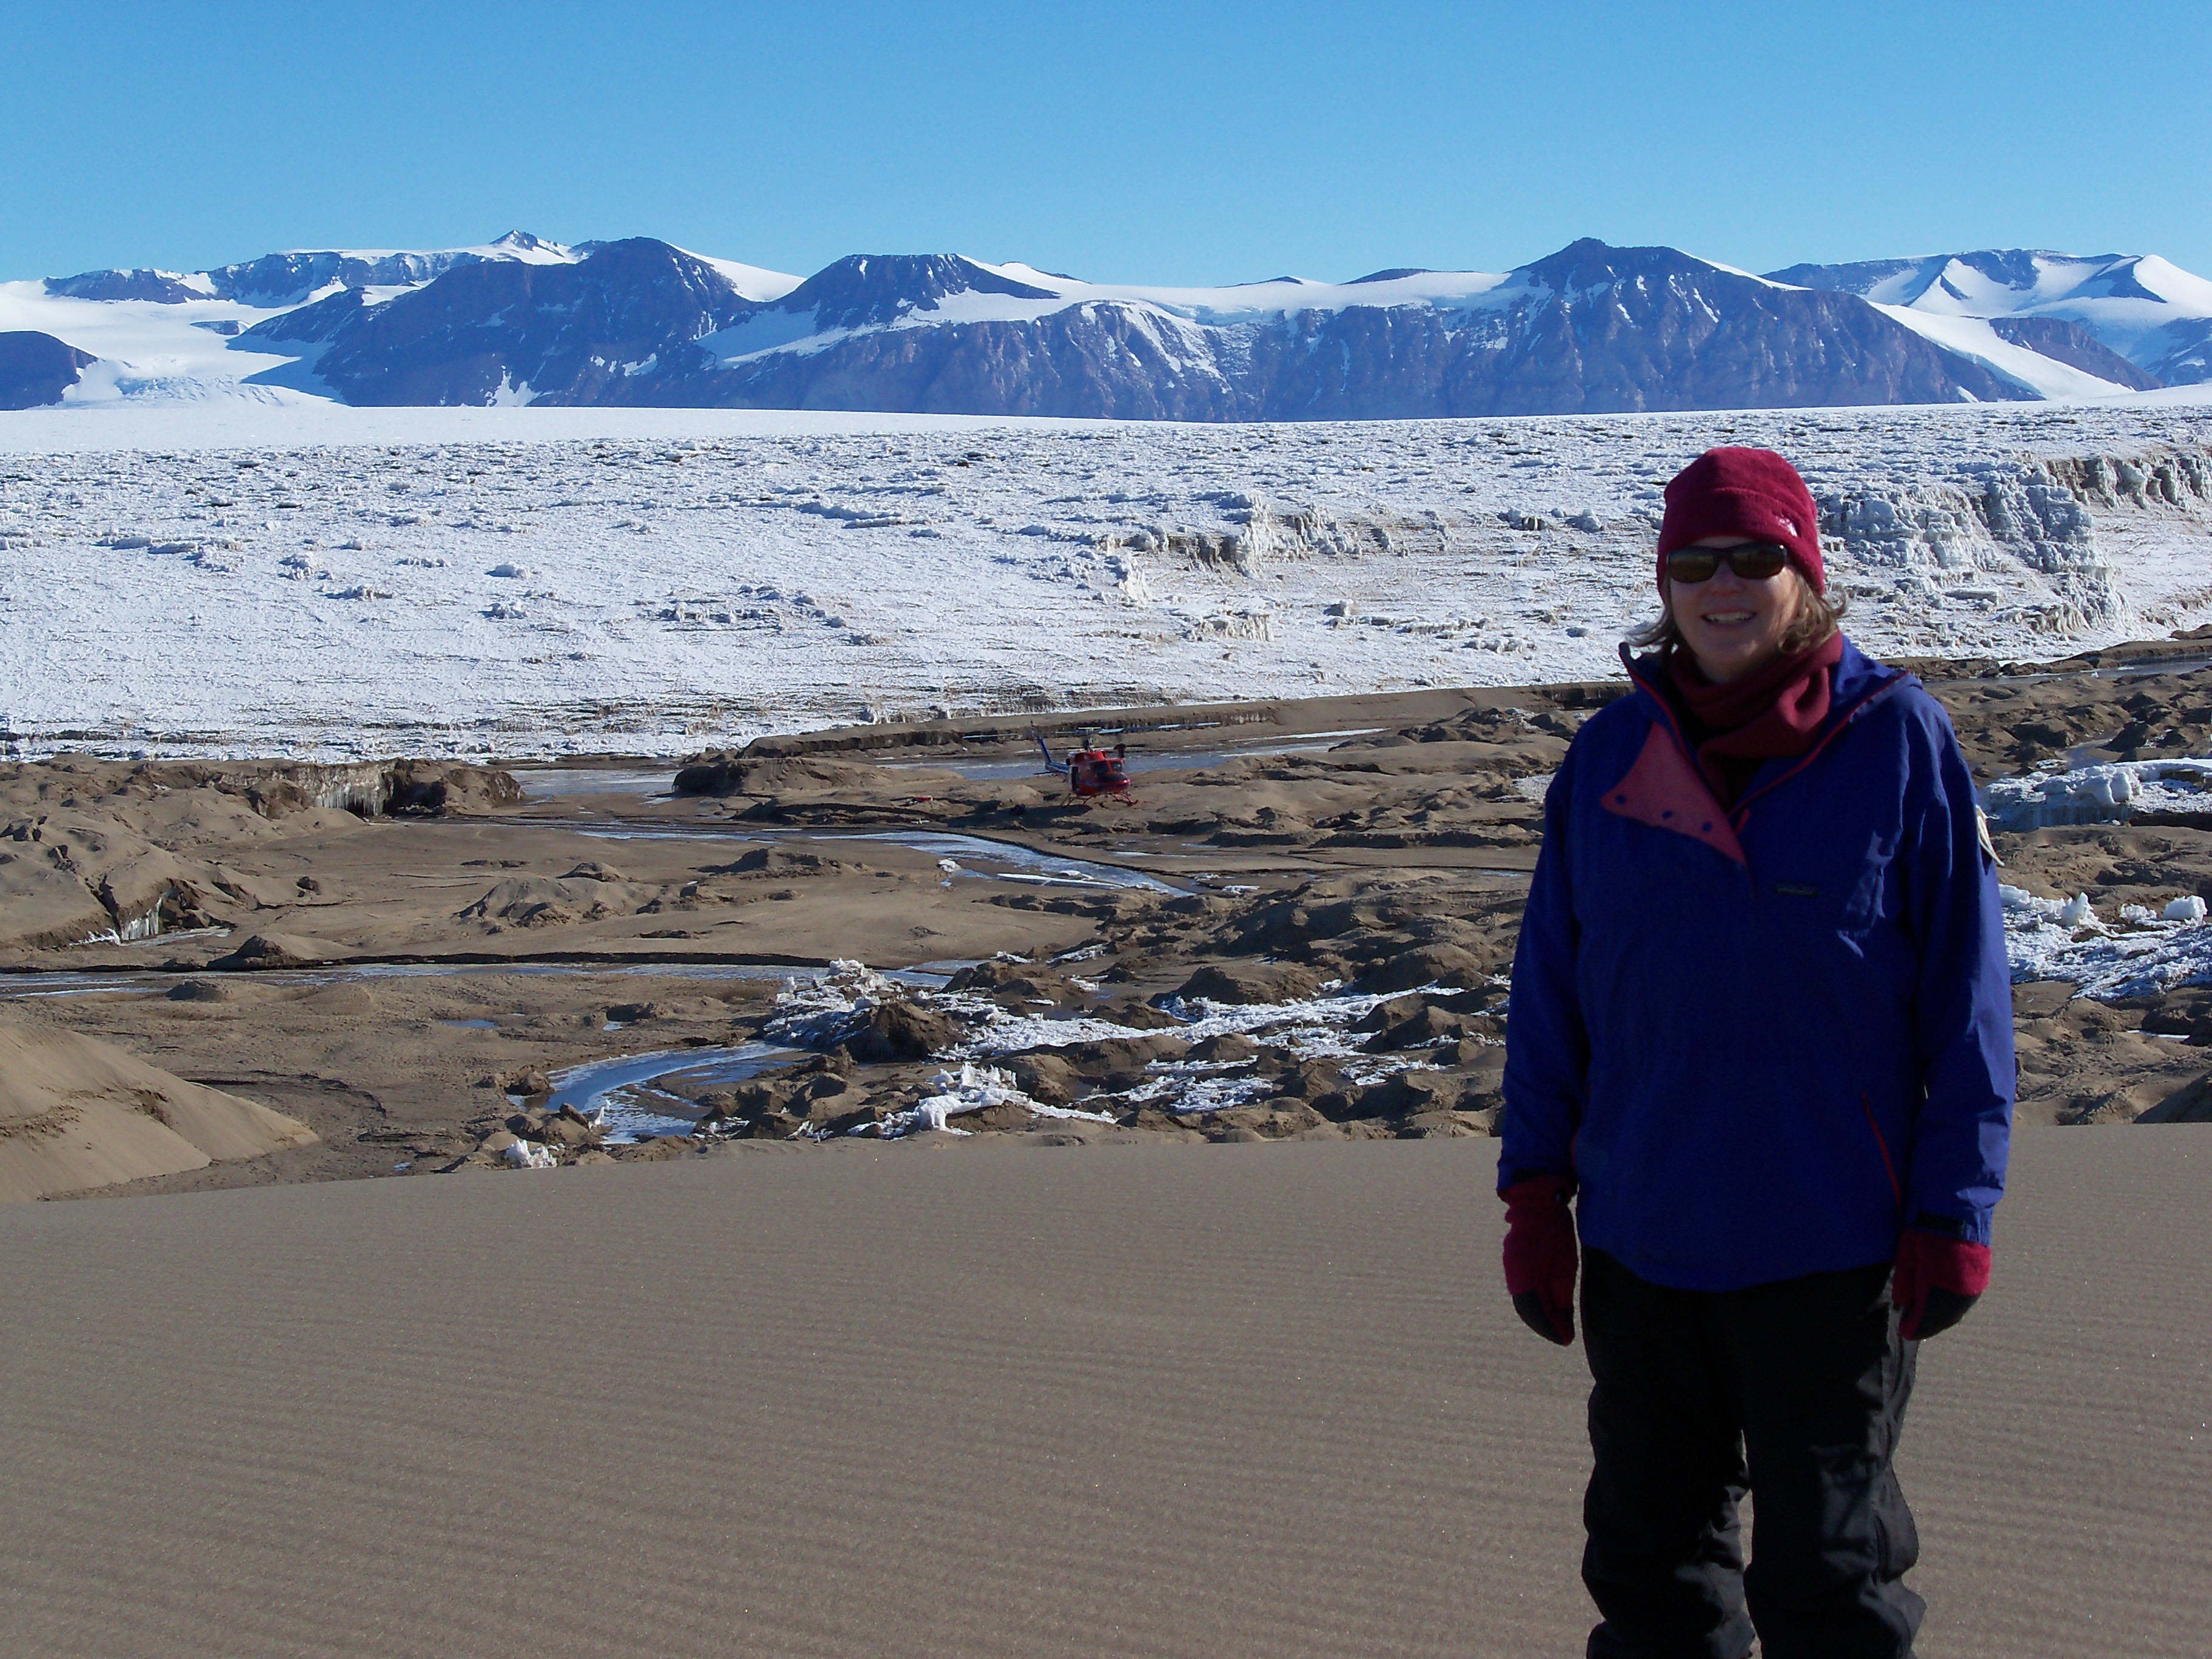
left=1892, top=1225, right=1992, bottom=1341
left=1501, top=1173, right=1578, bottom=1346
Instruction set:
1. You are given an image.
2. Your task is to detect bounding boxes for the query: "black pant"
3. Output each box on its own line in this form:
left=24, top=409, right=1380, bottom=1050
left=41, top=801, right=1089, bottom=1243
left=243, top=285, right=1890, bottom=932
left=1580, top=1248, right=1922, bottom=1659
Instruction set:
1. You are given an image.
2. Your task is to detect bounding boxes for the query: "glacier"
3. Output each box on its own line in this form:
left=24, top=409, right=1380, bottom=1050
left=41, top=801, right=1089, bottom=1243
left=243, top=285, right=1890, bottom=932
left=1, top=397, right=2209, bottom=760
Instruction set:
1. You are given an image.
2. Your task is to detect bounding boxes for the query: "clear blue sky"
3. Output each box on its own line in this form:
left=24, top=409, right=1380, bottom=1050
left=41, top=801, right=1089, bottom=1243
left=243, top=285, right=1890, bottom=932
left=5, top=1, right=2207, bottom=286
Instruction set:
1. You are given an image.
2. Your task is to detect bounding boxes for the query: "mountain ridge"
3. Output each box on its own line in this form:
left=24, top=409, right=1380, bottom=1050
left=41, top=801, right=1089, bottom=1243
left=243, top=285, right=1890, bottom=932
left=1767, top=249, right=2212, bottom=386
left=281, top=236, right=2065, bottom=417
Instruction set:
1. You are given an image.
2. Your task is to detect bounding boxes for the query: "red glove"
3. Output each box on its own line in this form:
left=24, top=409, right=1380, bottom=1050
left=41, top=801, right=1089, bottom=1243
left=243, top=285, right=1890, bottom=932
left=1502, top=1173, right=1578, bottom=1346
left=1892, top=1225, right=1991, bottom=1341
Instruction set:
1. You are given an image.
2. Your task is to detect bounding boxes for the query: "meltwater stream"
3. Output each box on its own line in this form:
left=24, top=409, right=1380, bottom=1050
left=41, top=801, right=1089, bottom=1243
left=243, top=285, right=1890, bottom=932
left=377, top=769, right=1187, bottom=892
left=0, top=960, right=833, bottom=1001
left=546, top=1041, right=805, bottom=1141
left=833, top=830, right=1178, bottom=891
left=567, top=824, right=1181, bottom=893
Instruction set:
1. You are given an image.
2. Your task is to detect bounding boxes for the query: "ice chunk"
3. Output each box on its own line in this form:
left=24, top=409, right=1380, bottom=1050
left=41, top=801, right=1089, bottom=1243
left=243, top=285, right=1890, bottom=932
left=503, top=1139, right=557, bottom=1169
left=2059, top=893, right=2096, bottom=927
left=1983, top=757, right=2212, bottom=832
left=905, top=1060, right=1118, bottom=1134
left=2165, top=896, right=2209, bottom=924
left=881, top=1061, right=1028, bottom=1136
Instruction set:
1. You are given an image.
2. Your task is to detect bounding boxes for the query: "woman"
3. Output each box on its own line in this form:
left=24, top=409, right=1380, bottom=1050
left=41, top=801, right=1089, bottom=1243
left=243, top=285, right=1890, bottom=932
left=1498, top=447, right=2013, bottom=1659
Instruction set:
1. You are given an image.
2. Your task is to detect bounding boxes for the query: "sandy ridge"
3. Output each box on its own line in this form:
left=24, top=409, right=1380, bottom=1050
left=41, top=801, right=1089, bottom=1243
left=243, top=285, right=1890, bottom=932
left=0, top=1022, right=315, bottom=1200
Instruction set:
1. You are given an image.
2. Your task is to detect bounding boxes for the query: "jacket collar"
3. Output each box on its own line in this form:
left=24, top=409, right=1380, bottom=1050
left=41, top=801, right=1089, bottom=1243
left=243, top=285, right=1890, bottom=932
left=1619, top=635, right=1903, bottom=751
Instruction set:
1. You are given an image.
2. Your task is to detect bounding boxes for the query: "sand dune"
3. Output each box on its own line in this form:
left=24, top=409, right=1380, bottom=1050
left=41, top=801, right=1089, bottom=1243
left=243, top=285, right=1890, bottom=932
left=0, top=1128, right=2202, bottom=1657
left=0, top=1021, right=317, bottom=1201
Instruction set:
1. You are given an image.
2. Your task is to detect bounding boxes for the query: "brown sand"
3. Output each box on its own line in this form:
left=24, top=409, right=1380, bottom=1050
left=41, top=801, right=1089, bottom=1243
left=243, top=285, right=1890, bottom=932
left=0, top=1021, right=315, bottom=1200
left=1, top=1127, right=2204, bottom=1658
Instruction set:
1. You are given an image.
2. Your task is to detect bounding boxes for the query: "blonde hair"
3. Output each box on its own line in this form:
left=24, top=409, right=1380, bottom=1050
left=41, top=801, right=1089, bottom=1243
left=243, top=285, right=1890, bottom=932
left=1626, top=565, right=1847, bottom=657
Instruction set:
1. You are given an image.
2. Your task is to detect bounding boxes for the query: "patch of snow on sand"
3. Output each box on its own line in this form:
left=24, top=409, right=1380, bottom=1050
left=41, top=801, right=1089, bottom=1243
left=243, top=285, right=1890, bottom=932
left=763, top=963, right=1489, bottom=1122
left=1983, top=756, right=2212, bottom=831
left=886, top=1061, right=1118, bottom=1136
left=962, top=983, right=1498, bottom=1112
left=2002, top=886, right=2212, bottom=999
left=960, top=985, right=1451, bottom=1060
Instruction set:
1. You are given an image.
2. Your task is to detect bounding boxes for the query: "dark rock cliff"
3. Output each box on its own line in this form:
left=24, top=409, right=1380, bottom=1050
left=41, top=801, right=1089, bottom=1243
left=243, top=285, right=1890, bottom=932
left=0, top=332, right=97, bottom=409
left=1985, top=317, right=2163, bottom=389
left=44, top=269, right=205, bottom=304
left=623, top=301, right=1249, bottom=420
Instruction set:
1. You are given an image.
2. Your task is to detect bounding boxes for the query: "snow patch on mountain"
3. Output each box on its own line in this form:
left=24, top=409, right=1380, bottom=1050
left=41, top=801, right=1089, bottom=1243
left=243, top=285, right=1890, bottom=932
left=971, top=261, right=1522, bottom=326
left=1871, top=308, right=2137, bottom=399
left=680, top=252, right=805, bottom=304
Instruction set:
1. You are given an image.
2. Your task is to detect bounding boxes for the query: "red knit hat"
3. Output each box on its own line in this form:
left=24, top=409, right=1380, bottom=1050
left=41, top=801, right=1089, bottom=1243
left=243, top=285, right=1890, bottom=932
left=1657, top=447, right=1825, bottom=594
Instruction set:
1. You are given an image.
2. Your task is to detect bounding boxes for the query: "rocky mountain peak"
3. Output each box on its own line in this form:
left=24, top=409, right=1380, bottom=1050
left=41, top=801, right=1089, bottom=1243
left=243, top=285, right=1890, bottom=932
left=1515, top=238, right=1734, bottom=297
left=306, top=236, right=752, bottom=406
left=42, top=268, right=207, bottom=304
left=771, top=255, right=1058, bottom=332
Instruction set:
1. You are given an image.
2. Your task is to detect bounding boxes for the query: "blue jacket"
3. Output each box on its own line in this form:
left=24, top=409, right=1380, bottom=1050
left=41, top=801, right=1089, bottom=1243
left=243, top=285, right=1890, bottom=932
left=1499, top=637, right=2013, bottom=1292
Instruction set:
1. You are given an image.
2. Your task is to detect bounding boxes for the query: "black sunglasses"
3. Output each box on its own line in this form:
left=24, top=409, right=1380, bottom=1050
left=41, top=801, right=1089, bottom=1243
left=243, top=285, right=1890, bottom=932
left=1664, top=542, right=1791, bottom=584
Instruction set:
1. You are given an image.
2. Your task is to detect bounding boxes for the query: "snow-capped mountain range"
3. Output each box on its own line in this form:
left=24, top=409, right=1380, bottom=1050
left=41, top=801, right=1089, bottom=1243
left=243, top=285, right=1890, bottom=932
left=4, top=233, right=2207, bottom=419
left=1768, top=250, right=2212, bottom=389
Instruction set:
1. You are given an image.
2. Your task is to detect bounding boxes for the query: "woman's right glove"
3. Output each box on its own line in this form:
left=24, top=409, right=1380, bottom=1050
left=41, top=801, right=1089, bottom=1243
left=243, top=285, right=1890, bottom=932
left=1501, top=1173, right=1579, bottom=1346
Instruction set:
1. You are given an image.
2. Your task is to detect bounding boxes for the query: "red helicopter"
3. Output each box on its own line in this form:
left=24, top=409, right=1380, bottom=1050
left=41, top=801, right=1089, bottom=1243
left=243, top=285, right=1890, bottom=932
left=1038, top=735, right=1134, bottom=800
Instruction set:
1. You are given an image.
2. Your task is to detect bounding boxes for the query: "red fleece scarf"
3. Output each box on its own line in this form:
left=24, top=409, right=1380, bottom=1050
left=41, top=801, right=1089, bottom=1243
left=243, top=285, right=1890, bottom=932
left=1667, top=632, right=1845, bottom=807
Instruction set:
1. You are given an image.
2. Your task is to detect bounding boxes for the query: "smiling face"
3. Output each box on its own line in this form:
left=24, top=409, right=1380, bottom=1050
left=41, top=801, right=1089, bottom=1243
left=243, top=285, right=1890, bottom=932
left=1669, top=535, right=1805, bottom=683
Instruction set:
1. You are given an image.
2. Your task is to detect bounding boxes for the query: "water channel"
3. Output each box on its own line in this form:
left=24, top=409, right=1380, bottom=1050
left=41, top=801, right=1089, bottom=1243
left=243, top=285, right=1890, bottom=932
left=546, top=1041, right=805, bottom=1141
